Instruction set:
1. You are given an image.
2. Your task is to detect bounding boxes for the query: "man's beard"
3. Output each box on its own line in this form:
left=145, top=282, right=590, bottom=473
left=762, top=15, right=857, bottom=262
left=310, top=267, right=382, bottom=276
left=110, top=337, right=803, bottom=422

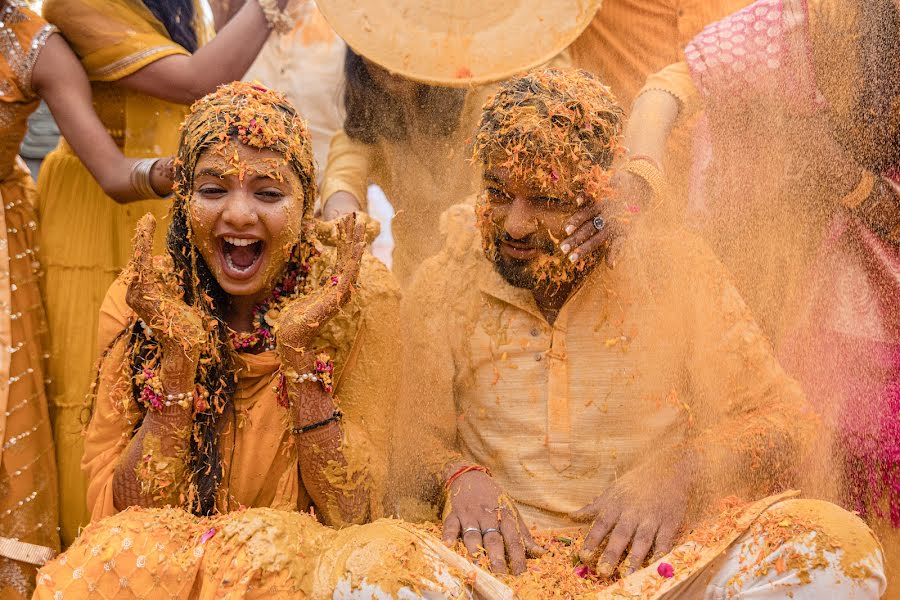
left=485, top=231, right=585, bottom=291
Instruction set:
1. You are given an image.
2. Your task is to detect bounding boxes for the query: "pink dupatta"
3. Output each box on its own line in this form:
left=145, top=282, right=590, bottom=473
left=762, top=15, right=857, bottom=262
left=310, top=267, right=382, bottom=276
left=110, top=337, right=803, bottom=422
left=684, top=0, right=900, bottom=524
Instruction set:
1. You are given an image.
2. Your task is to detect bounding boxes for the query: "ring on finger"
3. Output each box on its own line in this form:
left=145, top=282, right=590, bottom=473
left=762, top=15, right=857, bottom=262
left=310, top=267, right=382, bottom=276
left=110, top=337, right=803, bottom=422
left=592, top=216, right=606, bottom=232
left=462, top=527, right=481, bottom=536
left=482, top=527, right=501, bottom=536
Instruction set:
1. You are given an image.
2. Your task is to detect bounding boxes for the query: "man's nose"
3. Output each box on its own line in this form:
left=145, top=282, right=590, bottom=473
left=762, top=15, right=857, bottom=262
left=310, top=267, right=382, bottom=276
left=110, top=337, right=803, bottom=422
left=503, top=198, right=538, bottom=240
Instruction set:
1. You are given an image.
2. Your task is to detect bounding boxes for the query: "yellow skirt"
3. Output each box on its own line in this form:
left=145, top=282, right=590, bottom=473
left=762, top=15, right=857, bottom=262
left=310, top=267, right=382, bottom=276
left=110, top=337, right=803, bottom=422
left=36, top=143, right=170, bottom=546
left=0, top=163, right=60, bottom=599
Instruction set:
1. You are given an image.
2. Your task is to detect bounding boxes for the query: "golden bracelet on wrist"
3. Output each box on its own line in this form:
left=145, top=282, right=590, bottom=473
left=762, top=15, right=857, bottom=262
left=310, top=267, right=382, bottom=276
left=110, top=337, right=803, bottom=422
left=624, top=156, right=668, bottom=202
left=841, top=170, right=876, bottom=210
left=256, top=0, right=292, bottom=34
left=130, top=158, right=165, bottom=199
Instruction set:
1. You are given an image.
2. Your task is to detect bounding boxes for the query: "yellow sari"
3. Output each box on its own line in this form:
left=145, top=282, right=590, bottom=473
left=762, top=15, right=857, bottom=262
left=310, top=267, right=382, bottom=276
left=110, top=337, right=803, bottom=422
left=0, top=5, right=60, bottom=598
left=36, top=0, right=212, bottom=546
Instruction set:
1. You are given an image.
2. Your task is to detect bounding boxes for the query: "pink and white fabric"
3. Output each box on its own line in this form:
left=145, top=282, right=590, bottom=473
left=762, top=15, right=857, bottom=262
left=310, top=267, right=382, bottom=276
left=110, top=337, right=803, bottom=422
left=683, top=0, right=900, bottom=525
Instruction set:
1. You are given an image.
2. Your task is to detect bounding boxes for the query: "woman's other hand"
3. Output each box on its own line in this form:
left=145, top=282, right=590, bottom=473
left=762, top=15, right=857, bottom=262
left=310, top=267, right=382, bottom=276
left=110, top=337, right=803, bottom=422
left=125, top=214, right=206, bottom=390
left=276, top=213, right=366, bottom=370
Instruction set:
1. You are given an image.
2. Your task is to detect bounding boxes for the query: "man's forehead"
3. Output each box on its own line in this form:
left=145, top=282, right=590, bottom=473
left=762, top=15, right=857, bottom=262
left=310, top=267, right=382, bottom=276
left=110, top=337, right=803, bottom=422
left=482, top=165, right=572, bottom=197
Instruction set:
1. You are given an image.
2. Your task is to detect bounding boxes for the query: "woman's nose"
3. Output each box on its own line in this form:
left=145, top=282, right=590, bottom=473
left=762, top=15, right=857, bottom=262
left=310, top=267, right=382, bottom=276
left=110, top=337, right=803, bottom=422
left=221, top=189, right=258, bottom=228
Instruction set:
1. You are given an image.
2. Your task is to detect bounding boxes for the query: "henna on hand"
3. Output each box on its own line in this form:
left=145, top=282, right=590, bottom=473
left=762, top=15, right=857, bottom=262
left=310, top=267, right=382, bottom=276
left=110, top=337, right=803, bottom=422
left=125, top=214, right=206, bottom=380
left=275, top=213, right=366, bottom=370
left=112, top=408, right=193, bottom=511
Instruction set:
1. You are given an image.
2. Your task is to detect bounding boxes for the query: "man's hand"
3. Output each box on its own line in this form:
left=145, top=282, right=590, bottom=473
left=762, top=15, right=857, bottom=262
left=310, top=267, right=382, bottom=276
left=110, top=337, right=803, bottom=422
left=570, top=463, right=693, bottom=577
left=559, top=172, right=648, bottom=268
left=442, top=470, right=544, bottom=575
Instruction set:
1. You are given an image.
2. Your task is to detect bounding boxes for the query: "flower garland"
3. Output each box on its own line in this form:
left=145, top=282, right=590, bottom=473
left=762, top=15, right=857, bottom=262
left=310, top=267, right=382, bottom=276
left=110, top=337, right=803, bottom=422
left=229, top=244, right=319, bottom=353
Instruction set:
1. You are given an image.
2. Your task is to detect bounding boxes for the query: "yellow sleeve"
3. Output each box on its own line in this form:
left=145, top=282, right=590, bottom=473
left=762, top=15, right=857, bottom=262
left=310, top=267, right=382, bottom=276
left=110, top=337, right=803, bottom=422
left=330, top=255, right=402, bottom=518
left=672, top=234, right=816, bottom=500
left=319, top=129, right=374, bottom=211
left=43, top=0, right=190, bottom=81
left=639, top=61, right=702, bottom=119
left=82, top=279, right=142, bottom=520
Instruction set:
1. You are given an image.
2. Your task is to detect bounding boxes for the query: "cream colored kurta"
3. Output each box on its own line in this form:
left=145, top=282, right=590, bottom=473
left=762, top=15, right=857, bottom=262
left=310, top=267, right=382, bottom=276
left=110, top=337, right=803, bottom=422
left=399, top=207, right=813, bottom=530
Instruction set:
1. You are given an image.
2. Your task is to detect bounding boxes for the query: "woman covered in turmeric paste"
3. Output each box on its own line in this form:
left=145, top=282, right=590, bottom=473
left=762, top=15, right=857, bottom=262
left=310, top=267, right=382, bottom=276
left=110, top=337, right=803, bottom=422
left=30, top=84, right=511, bottom=600
left=77, top=82, right=400, bottom=527
left=37, top=0, right=299, bottom=543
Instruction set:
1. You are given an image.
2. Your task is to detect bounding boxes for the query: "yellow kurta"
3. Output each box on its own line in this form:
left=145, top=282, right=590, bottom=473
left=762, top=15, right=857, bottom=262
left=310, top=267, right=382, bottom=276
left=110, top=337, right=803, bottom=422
left=397, top=206, right=814, bottom=530
left=37, top=0, right=212, bottom=545
left=0, top=5, right=60, bottom=598
left=82, top=251, right=400, bottom=523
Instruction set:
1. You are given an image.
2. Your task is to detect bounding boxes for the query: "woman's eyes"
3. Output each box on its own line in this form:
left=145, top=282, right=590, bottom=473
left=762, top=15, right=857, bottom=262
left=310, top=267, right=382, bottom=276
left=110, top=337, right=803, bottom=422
left=255, top=189, right=285, bottom=201
left=195, top=186, right=285, bottom=201
left=197, top=185, right=226, bottom=197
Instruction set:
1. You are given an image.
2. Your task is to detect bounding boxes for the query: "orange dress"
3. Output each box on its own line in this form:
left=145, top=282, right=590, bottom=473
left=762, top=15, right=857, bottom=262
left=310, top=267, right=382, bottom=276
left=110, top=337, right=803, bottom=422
left=0, top=3, right=60, bottom=598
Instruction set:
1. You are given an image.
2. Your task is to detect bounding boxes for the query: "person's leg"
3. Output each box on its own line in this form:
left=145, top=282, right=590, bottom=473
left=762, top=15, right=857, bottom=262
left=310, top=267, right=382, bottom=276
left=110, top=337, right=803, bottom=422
left=705, top=499, right=886, bottom=599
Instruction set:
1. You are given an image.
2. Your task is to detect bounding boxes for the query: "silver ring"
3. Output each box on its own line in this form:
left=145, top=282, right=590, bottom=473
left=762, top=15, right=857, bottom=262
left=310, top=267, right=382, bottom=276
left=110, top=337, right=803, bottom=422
left=592, top=216, right=606, bottom=232
left=482, top=527, right=501, bottom=536
left=462, top=527, right=481, bottom=536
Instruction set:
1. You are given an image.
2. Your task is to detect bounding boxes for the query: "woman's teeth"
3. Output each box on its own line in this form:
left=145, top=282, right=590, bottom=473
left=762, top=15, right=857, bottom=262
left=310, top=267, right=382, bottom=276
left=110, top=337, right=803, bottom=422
left=222, top=237, right=264, bottom=273
left=224, top=236, right=258, bottom=247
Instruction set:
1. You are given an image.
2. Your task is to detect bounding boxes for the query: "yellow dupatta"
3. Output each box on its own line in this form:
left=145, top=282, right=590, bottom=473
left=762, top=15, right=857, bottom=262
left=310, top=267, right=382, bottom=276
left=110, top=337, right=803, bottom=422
left=42, top=0, right=214, bottom=156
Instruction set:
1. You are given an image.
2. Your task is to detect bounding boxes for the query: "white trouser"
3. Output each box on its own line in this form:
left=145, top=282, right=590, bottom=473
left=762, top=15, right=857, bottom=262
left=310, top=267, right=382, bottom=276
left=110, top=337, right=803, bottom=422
left=704, top=502, right=886, bottom=599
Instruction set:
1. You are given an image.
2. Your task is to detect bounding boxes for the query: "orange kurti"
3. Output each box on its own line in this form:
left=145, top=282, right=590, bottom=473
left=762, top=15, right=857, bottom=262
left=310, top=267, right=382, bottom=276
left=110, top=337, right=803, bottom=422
left=0, top=4, right=60, bottom=598
left=82, top=252, right=400, bottom=523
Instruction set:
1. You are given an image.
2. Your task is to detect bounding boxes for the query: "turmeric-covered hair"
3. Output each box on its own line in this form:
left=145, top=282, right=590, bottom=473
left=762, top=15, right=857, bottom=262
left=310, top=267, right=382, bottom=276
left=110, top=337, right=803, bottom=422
left=473, top=68, right=624, bottom=200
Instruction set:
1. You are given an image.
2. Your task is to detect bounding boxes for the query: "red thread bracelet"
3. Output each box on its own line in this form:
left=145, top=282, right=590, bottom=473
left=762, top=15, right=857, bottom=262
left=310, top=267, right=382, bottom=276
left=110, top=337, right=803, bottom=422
left=444, top=464, right=491, bottom=490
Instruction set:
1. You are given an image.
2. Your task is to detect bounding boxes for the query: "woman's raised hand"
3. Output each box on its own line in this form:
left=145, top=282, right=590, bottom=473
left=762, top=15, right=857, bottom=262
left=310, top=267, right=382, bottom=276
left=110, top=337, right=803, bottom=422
left=276, top=213, right=367, bottom=371
left=125, top=214, right=206, bottom=389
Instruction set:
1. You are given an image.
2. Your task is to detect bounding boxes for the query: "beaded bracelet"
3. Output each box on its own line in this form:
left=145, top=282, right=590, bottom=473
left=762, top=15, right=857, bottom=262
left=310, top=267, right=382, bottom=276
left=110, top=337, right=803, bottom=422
left=289, top=353, right=335, bottom=393
left=162, top=391, right=192, bottom=410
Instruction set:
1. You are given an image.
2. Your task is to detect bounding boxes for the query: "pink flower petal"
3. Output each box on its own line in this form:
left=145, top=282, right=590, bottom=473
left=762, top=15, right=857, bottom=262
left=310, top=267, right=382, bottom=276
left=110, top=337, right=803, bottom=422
left=200, top=528, right=217, bottom=544
left=657, top=562, right=675, bottom=578
left=574, top=565, right=596, bottom=579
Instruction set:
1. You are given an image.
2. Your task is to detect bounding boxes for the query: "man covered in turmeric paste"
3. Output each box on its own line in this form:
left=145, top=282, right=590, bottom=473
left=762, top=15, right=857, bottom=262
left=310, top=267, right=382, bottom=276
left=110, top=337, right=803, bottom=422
left=393, top=68, right=888, bottom=597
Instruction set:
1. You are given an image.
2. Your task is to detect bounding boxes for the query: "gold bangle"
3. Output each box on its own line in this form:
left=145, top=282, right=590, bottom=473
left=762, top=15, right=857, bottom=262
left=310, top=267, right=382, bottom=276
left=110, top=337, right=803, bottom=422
left=130, top=158, right=164, bottom=199
left=841, top=171, right=876, bottom=210
left=256, top=0, right=292, bottom=34
left=624, top=157, right=668, bottom=201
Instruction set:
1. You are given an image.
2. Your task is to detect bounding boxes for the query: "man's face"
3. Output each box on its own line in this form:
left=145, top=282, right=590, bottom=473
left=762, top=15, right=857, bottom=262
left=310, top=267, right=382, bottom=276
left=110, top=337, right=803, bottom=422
left=479, top=166, right=582, bottom=290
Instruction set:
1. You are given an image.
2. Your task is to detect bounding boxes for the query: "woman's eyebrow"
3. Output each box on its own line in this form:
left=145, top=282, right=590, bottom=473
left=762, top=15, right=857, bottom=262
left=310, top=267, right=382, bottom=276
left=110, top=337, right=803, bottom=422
left=196, top=168, right=224, bottom=178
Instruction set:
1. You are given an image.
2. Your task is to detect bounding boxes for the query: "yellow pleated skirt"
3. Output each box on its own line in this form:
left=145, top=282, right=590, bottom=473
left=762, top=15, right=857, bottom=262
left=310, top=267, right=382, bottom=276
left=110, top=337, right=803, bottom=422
left=36, top=142, right=170, bottom=546
left=0, top=163, right=60, bottom=599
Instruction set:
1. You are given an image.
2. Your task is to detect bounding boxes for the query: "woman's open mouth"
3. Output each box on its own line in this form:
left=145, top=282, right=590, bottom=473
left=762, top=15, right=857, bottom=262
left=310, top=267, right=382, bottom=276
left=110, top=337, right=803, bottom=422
left=219, top=235, right=266, bottom=280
